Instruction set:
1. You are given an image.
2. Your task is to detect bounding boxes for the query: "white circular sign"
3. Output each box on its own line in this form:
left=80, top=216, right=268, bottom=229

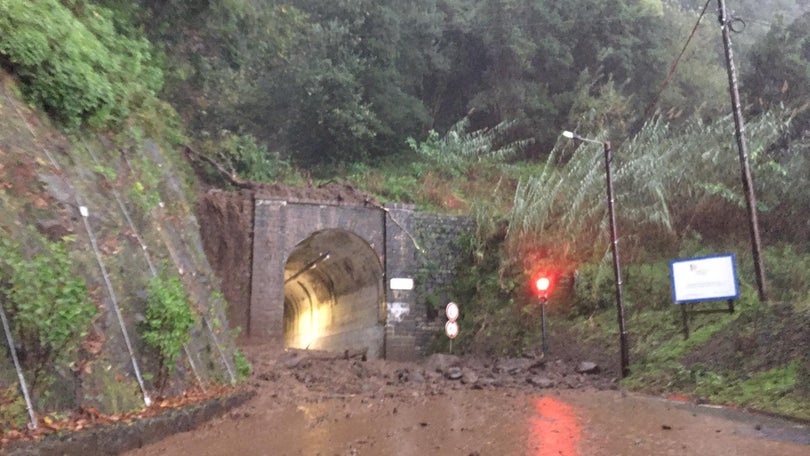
left=445, top=320, right=459, bottom=339
left=445, top=302, right=459, bottom=321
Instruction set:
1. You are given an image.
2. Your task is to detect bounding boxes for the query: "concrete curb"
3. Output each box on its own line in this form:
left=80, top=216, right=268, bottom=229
left=4, top=390, right=256, bottom=456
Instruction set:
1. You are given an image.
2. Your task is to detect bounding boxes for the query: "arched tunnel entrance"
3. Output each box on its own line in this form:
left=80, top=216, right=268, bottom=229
left=283, top=229, right=386, bottom=358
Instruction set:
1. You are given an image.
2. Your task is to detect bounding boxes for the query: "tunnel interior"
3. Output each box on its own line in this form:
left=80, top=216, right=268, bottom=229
left=283, top=229, right=385, bottom=357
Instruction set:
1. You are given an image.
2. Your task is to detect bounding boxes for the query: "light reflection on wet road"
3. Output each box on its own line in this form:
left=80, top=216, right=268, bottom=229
left=125, top=389, right=809, bottom=456
left=529, top=396, right=581, bottom=455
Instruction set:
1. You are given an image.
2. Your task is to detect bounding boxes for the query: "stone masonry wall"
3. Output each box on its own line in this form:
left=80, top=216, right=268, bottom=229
left=384, top=204, right=473, bottom=359
left=198, top=193, right=473, bottom=360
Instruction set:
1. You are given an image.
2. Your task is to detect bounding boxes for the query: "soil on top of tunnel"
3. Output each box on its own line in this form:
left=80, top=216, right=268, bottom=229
left=249, top=181, right=382, bottom=206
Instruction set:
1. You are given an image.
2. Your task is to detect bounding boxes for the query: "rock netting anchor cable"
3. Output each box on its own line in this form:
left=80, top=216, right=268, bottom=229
left=8, top=92, right=152, bottom=407
left=0, top=302, right=38, bottom=429
left=135, top=144, right=236, bottom=384
left=82, top=139, right=206, bottom=393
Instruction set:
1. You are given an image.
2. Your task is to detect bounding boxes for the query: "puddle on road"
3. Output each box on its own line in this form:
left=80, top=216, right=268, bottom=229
left=126, top=389, right=537, bottom=456
left=125, top=388, right=808, bottom=456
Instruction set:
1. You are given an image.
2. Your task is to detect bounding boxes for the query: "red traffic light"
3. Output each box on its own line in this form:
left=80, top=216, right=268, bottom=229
left=530, top=271, right=554, bottom=299
left=535, top=277, right=550, bottom=292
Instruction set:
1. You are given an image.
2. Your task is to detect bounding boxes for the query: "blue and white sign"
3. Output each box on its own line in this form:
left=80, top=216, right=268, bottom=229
left=670, top=254, right=739, bottom=303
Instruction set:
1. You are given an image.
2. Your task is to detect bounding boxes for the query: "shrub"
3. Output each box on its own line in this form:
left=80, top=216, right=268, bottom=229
left=233, top=350, right=252, bottom=381
left=571, top=262, right=615, bottom=318
left=142, top=271, right=195, bottom=389
left=0, top=236, right=96, bottom=392
left=0, top=0, right=162, bottom=129
left=759, top=244, right=810, bottom=304
left=197, top=130, right=299, bottom=185
left=0, top=386, right=27, bottom=430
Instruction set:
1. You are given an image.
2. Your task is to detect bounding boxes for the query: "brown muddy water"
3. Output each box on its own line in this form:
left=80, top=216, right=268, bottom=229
left=122, top=388, right=809, bottom=456
left=122, top=342, right=809, bottom=456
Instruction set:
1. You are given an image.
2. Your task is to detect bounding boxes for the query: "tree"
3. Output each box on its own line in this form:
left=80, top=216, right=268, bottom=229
left=743, top=11, right=810, bottom=121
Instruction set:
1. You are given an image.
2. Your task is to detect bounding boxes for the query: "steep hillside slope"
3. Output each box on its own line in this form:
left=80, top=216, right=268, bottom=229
left=0, top=73, right=239, bottom=424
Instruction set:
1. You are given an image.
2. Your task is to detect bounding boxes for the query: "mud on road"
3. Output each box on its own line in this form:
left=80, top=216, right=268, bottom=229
left=124, top=339, right=809, bottom=456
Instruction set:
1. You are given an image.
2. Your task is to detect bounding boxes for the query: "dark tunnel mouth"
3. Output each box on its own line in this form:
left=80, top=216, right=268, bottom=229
left=282, top=229, right=385, bottom=355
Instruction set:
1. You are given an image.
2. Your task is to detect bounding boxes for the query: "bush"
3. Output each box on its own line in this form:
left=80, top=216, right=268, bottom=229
left=233, top=350, right=252, bottom=381
left=0, top=236, right=96, bottom=392
left=142, top=271, right=195, bottom=389
left=571, top=263, right=615, bottom=318
left=0, top=0, right=162, bottom=129
left=0, top=386, right=27, bottom=430
left=759, top=244, right=810, bottom=304
left=197, top=130, right=299, bottom=185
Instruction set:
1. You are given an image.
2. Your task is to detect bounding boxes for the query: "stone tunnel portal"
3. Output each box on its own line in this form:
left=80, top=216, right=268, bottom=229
left=283, top=229, right=385, bottom=357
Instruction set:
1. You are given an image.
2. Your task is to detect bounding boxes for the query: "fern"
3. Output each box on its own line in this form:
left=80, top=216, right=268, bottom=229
left=406, top=117, right=531, bottom=178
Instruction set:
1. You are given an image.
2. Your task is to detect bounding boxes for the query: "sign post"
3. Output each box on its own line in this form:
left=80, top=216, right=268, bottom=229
left=670, top=254, right=739, bottom=339
left=445, top=302, right=459, bottom=353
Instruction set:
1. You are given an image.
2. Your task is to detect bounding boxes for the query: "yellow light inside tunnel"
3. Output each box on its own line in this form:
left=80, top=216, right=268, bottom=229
left=296, top=305, right=321, bottom=349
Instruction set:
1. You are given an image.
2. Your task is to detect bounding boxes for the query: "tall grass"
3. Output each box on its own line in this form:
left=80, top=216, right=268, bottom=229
left=505, top=110, right=799, bottom=273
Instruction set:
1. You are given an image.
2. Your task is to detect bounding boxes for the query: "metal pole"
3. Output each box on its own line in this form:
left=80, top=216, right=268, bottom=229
left=540, top=299, right=548, bottom=356
left=604, top=141, right=630, bottom=378
left=0, top=302, right=37, bottom=429
left=717, top=0, right=767, bottom=302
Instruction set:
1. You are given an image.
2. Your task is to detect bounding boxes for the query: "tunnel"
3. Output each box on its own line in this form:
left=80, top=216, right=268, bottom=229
left=283, top=228, right=386, bottom=358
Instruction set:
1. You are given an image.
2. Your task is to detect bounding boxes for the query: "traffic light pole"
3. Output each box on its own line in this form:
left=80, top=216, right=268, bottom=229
left=604, top=141, right=630, bottom=378
left=540, top=297, right=548, bottom=356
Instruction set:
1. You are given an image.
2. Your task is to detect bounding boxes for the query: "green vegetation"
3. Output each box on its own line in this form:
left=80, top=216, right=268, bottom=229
left=142, top=270, right=195, bottom=390
left=0, top=0, right=162, bottom=129
left=0, top=385, right=28, bottom=430
left=128, top=153, right=164, bottom=212
left=0, top=235, right=97, bottom=392
left=233, top=350, right=252, bottom=381
left=0, top=0, right=808, bottom=427
left=196, top=130, right=301, bottom=185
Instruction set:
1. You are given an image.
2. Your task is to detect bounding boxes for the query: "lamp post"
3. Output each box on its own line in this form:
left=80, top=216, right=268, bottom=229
left=563, top=131, right=630, bottom=378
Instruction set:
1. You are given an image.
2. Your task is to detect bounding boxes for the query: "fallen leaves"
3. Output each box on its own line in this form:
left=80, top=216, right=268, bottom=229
left=0, top=384, right=239, bottom=447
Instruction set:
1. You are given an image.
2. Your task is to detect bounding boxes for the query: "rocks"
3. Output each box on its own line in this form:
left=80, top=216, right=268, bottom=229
left=445, top=367, right=464, bottom=380
left=461, top=369, right=479, bottom=385
left=425, top=353, right=461, bottom=374
left=528, top=376, right=555, bottom=388
left=263, top=345, right=612, bottom=407
left=575, top=361, right=600, bottom=374
left=281, top=353, right=303, bottom=369
left=495, top=358, right=536, bottom=375
left=409, top=370, right=426, bottom=384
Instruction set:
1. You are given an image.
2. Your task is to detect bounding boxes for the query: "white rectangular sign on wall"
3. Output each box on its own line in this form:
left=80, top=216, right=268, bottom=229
left=670, top=254, right=739, bottom=303
left=389, top=278, right=414, bottom=291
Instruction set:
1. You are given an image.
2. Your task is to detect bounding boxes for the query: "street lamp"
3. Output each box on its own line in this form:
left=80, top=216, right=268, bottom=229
left=562, top=130, right=630, bottom=378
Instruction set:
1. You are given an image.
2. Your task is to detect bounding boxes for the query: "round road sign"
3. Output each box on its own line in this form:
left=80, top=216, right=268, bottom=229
left=445, top=320, right=459, bottom=339
left=446, top=302, right=459, bottom=321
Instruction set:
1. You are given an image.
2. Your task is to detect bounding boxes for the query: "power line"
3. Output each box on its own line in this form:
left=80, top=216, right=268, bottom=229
left=641, top=0, right=713, bottom=122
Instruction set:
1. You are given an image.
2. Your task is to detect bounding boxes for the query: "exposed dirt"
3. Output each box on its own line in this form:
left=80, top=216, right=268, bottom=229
left=248, top=181, right=381, bottom=207
left=120, top=339, right=809, bottom=456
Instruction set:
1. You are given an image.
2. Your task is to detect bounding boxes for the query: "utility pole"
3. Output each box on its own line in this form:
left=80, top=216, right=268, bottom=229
left=604, top=141, right=629, bottom=378
left=717, top=0, right=767, bottom=303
